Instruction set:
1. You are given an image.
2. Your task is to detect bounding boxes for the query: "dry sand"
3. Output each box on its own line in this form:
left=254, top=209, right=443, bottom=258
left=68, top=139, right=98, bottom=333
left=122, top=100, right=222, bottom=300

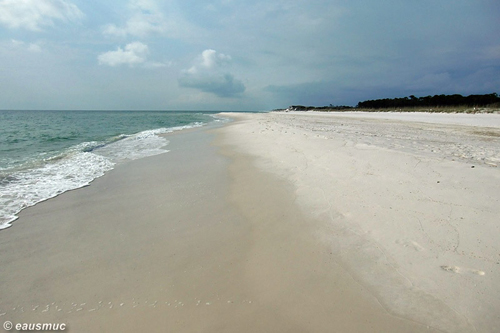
left=219, top=111, right=500, bottom=333
left=0, top=112, right=498, bottom=332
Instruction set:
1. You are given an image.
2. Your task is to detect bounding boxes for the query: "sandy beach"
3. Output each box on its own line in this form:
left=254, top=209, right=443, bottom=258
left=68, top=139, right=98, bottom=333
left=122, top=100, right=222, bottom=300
left=1, top=112, right=499, bottom=332
left=219, top=111, right=500, bottom=332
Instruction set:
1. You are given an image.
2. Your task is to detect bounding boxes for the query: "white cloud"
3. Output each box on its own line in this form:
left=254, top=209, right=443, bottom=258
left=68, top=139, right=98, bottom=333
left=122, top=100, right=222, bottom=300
left=102, top=0, right=166, bottom=38
left=27, top=43, right=42, bottom=52
left=0, top=0, right=84, bottom=31
left=98, top=41, right=171, bottom=68
left=179, top=49, right=245, bottom=98
left=11, top=39, right=23, bottom=46
left=102, top=0, right=203, bottom=40
left=143, top=61, right=171, bottom=69
left=187, top=49, right=232, bottom=74
left=11, top=39, right=42, bottom=52
left=98, top=42, right=149, bottom=67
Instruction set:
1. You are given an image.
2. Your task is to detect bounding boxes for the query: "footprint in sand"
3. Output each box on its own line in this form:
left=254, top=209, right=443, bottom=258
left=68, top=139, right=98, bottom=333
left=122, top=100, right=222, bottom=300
left=440, top=265, right=485, bottom=276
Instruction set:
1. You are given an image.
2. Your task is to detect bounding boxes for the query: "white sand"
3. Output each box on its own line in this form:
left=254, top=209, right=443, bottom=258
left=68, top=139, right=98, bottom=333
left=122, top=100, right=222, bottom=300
left=220, top=111, right=500, bottom=333
left=291, top=111, right=500, bottom=128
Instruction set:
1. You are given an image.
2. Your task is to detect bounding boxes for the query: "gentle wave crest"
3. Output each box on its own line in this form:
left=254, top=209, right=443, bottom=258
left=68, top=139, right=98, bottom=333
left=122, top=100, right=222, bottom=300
left=0, top=151, right=114, bottom=229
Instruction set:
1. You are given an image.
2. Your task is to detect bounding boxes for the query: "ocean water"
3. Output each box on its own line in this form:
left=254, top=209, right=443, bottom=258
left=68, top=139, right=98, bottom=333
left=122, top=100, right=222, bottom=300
left=0, top=110, right=224, bottom=230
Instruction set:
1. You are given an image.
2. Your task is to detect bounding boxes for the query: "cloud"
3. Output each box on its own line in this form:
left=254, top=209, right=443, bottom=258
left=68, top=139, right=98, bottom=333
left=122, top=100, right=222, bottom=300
left=102, top=0, right=166, bottom=38
left=98, top=41, right=171, bottom=68
left=11, top=39, right=42, bottom=52
left=186, top=49, right=231, bottom=74
left=102, top=0, right=203, bottom=40
left=143, top=61, right=171, bottom=69
left=179, top=49, right=245, bottom=98
left=0, top=0, right=83, bottom=31
left=179, top=73, right=245, bottom=98
left=98, top=42, right=149, bottom=67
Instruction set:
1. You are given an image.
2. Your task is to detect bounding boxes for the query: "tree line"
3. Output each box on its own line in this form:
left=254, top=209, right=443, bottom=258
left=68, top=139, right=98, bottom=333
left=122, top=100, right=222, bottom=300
left=356, top=93, right=500, bottom=109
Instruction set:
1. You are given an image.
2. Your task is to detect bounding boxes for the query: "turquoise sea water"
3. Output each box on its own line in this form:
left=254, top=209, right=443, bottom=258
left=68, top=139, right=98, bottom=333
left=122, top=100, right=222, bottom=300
left=0, top=110, right=223, bottom=229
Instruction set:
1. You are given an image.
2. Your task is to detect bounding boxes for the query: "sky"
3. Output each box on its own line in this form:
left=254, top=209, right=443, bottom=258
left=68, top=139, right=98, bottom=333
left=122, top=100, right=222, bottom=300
left=0, top=0, right=499, bottom=111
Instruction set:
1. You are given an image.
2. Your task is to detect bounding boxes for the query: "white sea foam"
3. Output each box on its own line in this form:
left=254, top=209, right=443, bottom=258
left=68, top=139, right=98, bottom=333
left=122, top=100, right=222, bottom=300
left=209, top=114, right=231, bottom=123
left=0, top=151, right=114, bottom=229
left=94, top=128, right=171, bottom=162
left=0, top=122, right=206, bottom=230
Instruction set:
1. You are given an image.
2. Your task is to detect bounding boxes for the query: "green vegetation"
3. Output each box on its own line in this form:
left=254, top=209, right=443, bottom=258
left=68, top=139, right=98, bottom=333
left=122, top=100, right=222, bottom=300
left=279, top=93, right=500, bottom=113
left=357, top=93, right=500, bottom=109
left=279, top=104, right=353, bottom=111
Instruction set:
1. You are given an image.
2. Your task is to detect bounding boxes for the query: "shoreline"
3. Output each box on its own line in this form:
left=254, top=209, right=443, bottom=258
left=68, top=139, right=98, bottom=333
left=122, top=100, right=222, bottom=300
left=1, top=112, right=498, bottom=332
left=0, top=112, right=216, bottom=231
